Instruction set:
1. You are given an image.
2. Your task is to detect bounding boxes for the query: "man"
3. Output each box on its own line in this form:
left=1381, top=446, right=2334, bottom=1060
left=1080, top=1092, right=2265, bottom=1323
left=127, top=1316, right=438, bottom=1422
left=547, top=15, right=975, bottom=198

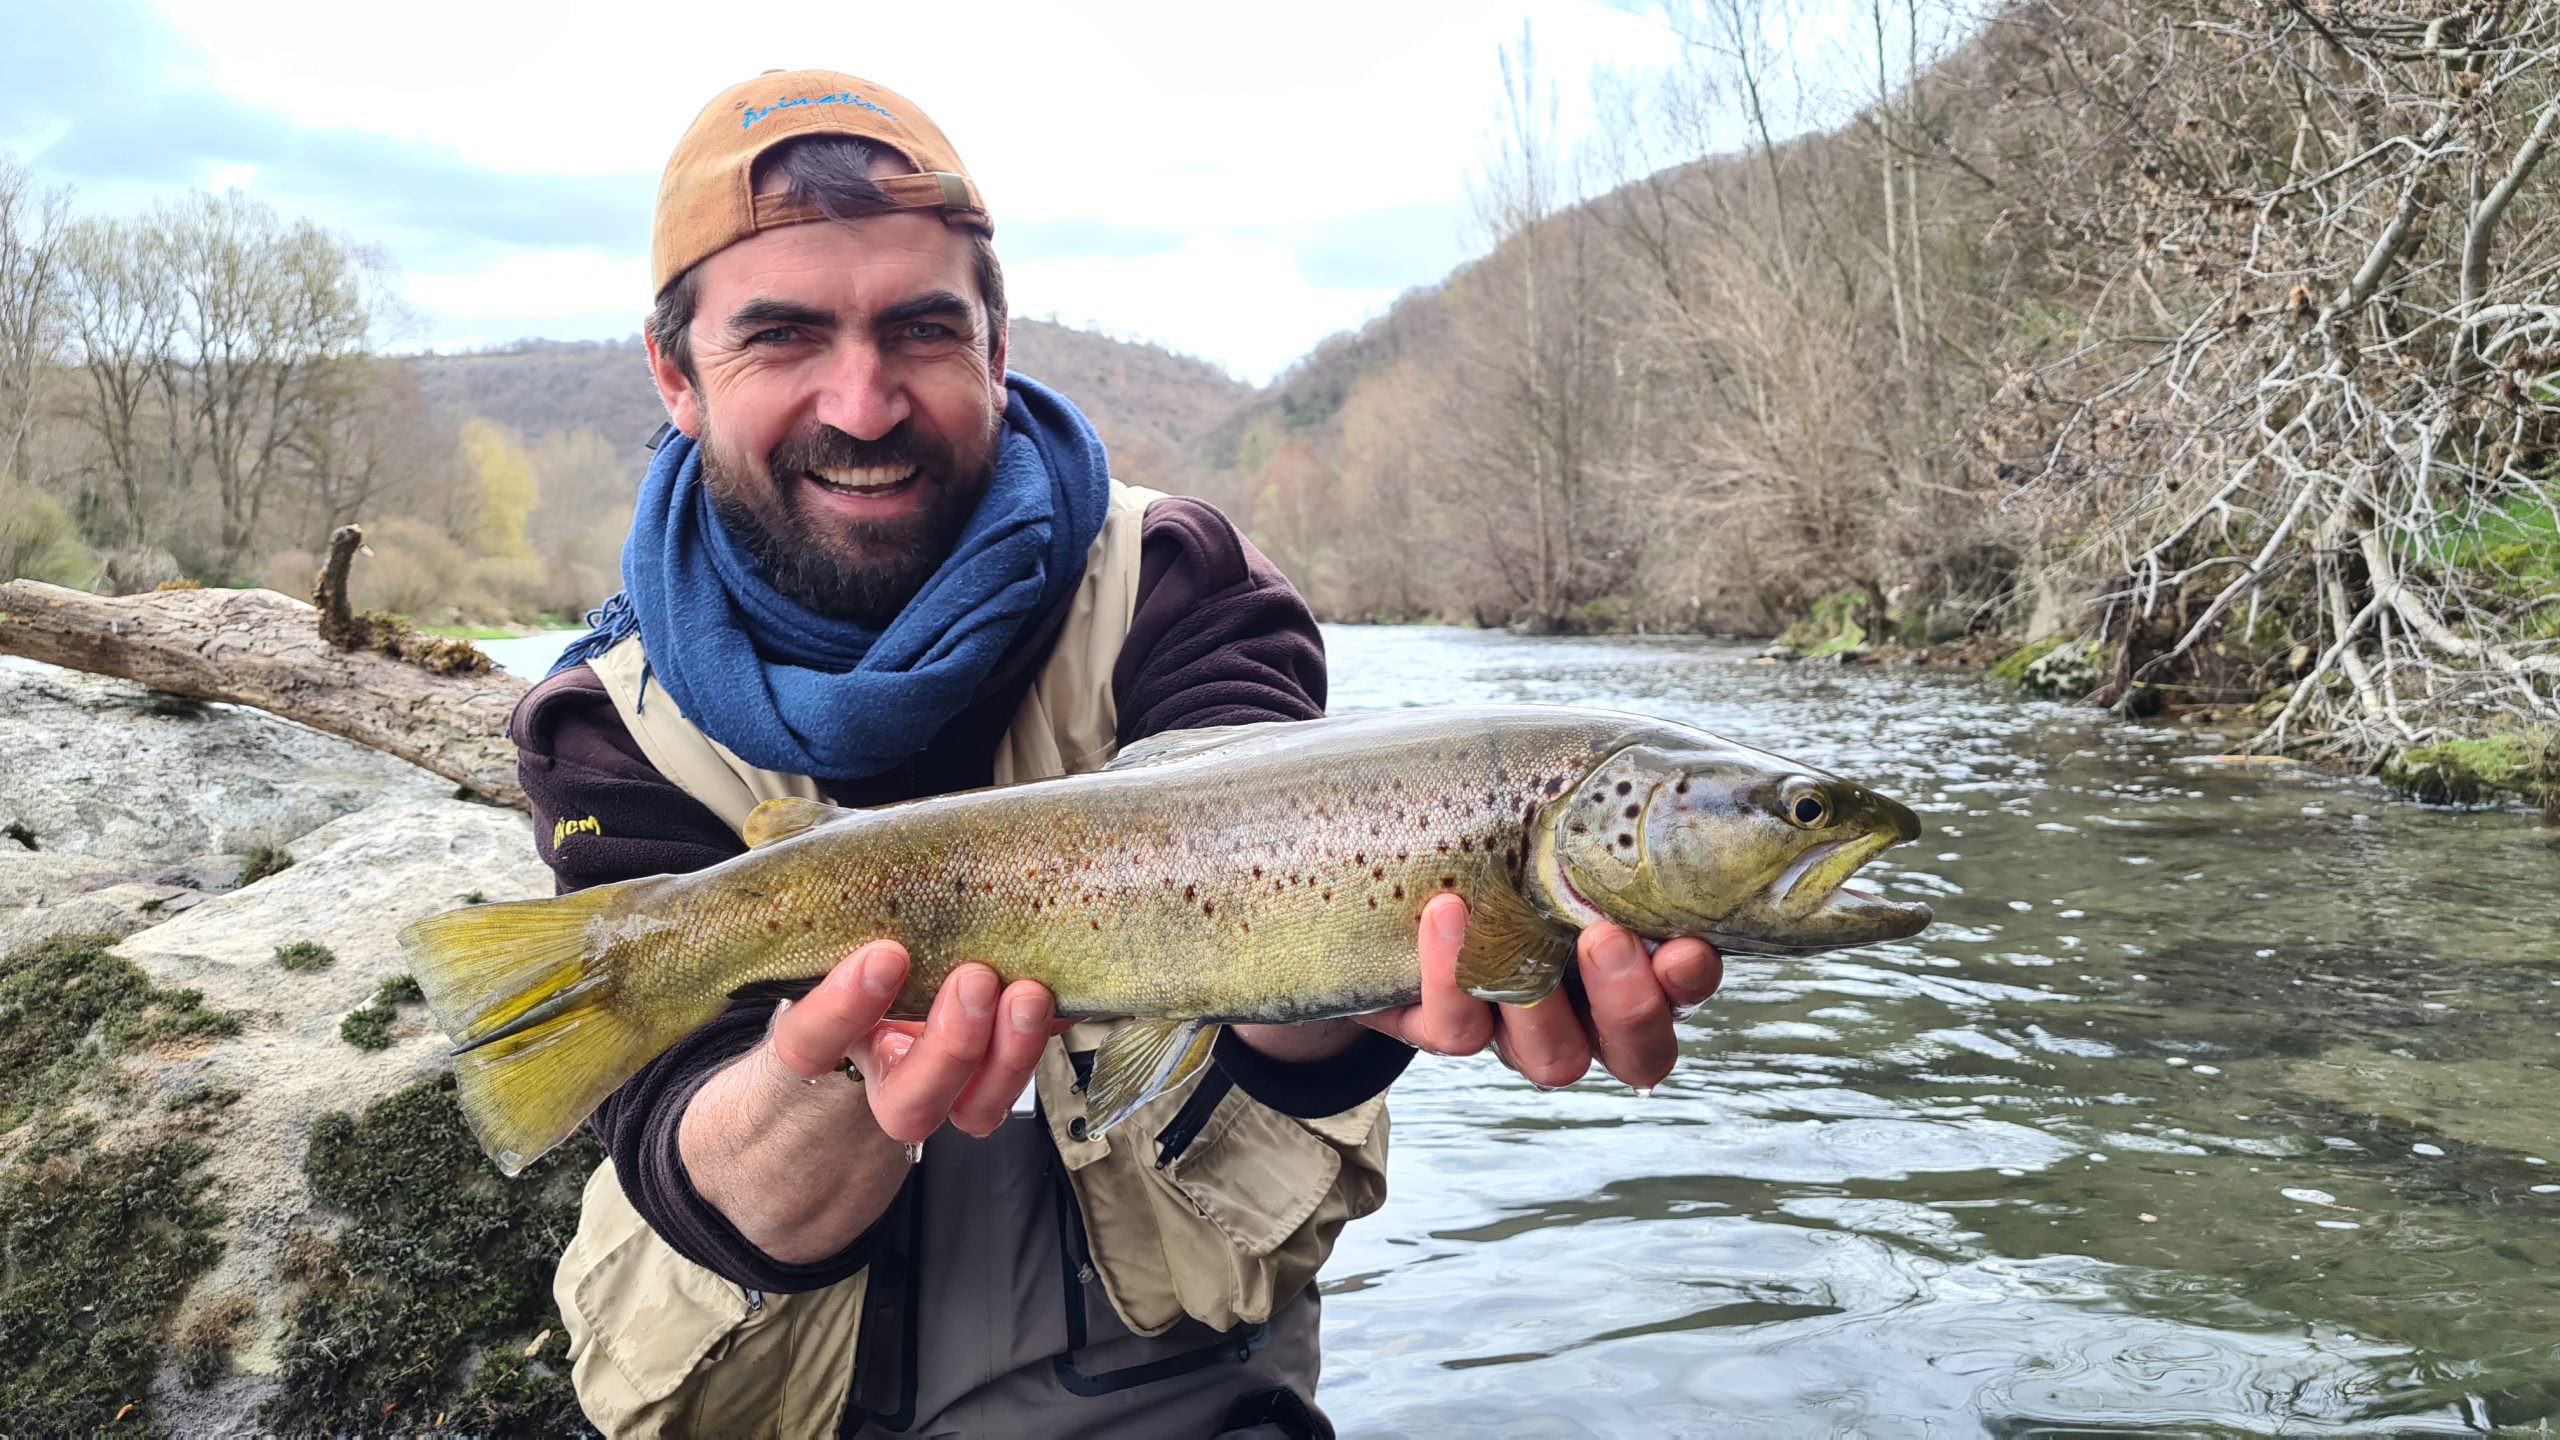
left=517, top=69, right=1723, bottom=1438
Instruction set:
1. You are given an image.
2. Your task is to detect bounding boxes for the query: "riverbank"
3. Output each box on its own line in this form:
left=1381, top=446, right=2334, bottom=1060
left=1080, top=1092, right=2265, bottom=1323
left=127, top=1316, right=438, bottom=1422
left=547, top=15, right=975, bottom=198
left=0, top=660, right=590, bottom=1433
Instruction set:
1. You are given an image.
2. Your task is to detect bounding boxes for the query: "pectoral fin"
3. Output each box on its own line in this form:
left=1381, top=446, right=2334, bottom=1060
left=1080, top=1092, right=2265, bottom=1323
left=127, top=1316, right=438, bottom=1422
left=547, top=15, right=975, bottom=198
left=1453, top=882, right=1578, bottom=1005
left=1081, top=1018, right=1218, bottom=1137
left=741, top=796, right=849, bottom=848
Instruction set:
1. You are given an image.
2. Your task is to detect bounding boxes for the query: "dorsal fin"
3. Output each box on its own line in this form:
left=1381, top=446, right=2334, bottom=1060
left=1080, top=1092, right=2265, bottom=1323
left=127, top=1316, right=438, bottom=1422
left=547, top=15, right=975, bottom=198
left=1103, top=722, right=1277, bottom=772
left=741, top=796, right=850, bottom=849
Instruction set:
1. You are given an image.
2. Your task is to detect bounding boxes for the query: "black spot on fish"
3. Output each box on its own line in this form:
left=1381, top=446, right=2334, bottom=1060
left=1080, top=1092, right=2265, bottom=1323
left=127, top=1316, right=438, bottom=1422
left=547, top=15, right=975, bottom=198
left=1624, top=804, right=1641, bottom=819
left=1440, top=876, right=1457, bottom=889
left=886, top=898, right=898, bottom=916
left=1569, top=821, right=1587, bottom=834
left=1460, top=838, right=1474, bottom=852
left=1185, top=883, right=1197, bottom=901
left=1253, top=866, right=1264, bottom=879
left=954, top=877, right=966, bottom=895
left=1368, top=897, right=1378, bottom=909
left=1617, top=834, right=1634, bottom=848
left=1543, top=777, right=1564, bottom=796
left=1373, top=866, right=1385, bottom=880
left=1091, top=919, right=1101, bottom=930
left=1355, top=852, right=1366, bottom=866
left=1483, top=790, right=1495, bottom=806
left=1437, top=841, right=1450, bottom=854
left=1616, top=780, right=1633, bottom=796
left=1203, top=900, right=1215, bottom=918
left=1392, top=884, right=1405, bottom=899
left=1675, top=778, right=1690, bottom=795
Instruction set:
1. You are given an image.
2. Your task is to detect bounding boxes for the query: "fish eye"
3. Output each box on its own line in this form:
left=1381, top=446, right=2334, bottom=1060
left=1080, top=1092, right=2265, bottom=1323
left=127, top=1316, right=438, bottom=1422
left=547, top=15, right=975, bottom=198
left=1783, top=784, right=1830, bottom=829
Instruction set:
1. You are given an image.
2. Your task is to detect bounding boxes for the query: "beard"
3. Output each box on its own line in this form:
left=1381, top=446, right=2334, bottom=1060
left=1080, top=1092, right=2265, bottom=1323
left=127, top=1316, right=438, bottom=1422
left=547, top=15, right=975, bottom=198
left=702, top=413, right=998, bottom=629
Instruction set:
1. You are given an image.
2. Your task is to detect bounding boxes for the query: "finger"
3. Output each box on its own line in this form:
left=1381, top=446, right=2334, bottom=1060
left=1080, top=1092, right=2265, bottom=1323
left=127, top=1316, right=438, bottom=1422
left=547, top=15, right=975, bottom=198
left=1493, top=987, right=1593, bottom=1089
left=947, top=980, right=1057, bottom=1137
left=1351, top=1003, right=1423, bottom=1046
left=1577, top=925, right=1678, bottom=1089
left=1413, top=894, right=1495, bottom=1056
left=866, top=964, right=1001, bottom=1143
left=1654, top=938, right=1724, bottom=1011
left=769, top=942, right=907, bottom=1079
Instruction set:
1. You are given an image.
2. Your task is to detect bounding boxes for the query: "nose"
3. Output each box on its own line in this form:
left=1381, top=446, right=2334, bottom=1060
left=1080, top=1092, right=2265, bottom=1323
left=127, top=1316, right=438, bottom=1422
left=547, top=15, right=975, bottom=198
left=812, top=341, right=912, bottom=441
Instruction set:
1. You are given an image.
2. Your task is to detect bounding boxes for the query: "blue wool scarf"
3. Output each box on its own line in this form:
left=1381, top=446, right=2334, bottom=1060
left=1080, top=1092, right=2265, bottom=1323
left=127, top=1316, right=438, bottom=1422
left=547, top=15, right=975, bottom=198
left=550, top=374, right=1112, bottom=781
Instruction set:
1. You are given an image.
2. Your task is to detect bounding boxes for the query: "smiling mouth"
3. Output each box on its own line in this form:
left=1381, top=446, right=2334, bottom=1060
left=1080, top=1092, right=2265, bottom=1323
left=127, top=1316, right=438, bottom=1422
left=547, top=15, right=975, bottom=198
left=806, top=465, right=920, bottom=499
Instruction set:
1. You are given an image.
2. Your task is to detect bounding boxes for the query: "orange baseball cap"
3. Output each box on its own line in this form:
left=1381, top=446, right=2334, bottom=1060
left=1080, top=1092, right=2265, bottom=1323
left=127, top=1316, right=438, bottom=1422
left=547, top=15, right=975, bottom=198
left=651, top=68, right=993, bottom=295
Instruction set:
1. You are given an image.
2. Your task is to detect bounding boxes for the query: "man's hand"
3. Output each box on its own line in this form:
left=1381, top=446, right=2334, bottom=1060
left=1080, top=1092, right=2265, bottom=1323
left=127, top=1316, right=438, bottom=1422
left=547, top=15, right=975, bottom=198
left=1354, top=894, right=1724, bottom=1089
left=678, top=943, right=1060, bottom=1263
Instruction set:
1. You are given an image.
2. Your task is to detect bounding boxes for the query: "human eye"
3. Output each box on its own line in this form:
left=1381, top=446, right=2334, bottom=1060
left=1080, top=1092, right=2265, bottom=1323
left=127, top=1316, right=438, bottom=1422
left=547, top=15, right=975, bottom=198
left=748, top=326, right=802, bottom=346
left=902, top=320, right=957, bottom=343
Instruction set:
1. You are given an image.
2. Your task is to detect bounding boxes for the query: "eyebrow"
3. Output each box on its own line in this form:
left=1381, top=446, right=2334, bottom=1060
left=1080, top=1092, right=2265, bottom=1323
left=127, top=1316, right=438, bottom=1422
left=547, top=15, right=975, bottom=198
left=724, top=298, right=837, bottom=335
left=874, top=290, right=975, bottom=330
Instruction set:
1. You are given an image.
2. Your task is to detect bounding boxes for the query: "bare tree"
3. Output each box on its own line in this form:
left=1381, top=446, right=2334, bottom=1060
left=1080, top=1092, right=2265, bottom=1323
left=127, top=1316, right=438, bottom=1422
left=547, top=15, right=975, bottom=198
left=0, top=156, right=72, bottom=487
left=1987, top=0, right=2560, bottom=753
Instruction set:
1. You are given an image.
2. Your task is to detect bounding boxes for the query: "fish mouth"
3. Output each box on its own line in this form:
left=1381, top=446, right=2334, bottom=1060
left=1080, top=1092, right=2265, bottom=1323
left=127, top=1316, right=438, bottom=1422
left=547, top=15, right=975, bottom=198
left=1720, top=828, right=1932, bottom=953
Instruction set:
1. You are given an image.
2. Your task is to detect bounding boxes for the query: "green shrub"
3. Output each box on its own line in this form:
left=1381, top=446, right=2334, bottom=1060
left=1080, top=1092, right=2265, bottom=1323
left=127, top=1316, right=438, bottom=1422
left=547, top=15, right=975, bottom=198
left=0, top=483, right=102, bottom=588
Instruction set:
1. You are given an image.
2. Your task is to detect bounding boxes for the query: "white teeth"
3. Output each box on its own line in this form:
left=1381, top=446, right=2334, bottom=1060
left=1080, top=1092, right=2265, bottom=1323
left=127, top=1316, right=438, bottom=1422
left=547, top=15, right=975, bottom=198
left=811, top=467, right=914, bottom=493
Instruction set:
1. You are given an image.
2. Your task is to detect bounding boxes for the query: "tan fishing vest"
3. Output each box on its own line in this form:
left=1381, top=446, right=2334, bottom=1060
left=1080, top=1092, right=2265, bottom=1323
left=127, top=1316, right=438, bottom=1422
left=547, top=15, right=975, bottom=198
left=552, top=480, right=1392, bottom=1438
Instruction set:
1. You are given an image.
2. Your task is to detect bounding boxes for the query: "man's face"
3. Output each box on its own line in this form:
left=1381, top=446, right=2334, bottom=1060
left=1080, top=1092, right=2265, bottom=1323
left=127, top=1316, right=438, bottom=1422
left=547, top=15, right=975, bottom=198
left=646, top=203, right=1006, bottom=627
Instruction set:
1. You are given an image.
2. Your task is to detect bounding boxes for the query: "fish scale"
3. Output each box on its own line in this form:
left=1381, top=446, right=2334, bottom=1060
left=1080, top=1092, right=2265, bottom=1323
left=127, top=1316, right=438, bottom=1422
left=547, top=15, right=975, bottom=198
left=401, top=704, right=1931, bottom=1174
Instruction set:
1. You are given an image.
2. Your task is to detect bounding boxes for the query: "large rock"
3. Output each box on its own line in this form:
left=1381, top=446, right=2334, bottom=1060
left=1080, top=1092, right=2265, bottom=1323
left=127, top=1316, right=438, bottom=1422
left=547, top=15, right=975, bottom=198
left=108, top=794, right=550, bottom=1420
left=0, top=661, right=448, bottom=866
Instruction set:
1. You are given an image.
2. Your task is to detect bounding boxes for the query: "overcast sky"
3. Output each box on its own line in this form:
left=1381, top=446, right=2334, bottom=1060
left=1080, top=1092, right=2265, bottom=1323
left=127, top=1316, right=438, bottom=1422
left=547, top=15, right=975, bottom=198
left=1, top=0, right=1723, bottom=383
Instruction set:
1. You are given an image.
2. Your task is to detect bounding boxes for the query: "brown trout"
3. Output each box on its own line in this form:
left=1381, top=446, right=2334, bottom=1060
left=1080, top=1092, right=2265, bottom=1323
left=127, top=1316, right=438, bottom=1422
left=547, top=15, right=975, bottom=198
left=403, top=705, right=1929, bottom=1173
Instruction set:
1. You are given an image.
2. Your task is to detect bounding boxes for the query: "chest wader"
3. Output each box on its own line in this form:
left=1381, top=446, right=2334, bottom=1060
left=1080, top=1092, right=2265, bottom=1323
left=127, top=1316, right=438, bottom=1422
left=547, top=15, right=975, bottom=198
left=551, top=481, right=1391, bottom=1438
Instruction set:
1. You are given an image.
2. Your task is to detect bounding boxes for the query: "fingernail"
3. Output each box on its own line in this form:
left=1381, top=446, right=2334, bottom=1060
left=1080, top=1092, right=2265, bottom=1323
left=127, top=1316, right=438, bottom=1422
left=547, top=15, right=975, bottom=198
left=961, top=971, right=994, bottom=1019
left=1596, top=932, right=1645, bottom=977
left=1431, top=898, right=1466, bottom=946
left=861, top=949, right=900, bottom=997
left=1011, top=996, right=1044, bottom=1035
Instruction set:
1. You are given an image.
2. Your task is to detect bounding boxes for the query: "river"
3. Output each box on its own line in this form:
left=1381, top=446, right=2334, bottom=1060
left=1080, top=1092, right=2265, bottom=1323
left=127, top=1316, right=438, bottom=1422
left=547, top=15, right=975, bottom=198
left=482, top=624, right=2560, bottom=1436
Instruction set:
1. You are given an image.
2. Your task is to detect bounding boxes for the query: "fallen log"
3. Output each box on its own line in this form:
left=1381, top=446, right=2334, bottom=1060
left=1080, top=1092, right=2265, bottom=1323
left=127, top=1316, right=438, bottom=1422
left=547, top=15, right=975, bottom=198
left=0, top=531, right=532, bottom=809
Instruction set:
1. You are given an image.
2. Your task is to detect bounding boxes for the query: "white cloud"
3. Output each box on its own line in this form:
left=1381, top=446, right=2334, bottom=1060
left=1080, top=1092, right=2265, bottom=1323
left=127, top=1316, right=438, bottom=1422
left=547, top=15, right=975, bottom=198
left=114, top=0, right=1689, bottom=380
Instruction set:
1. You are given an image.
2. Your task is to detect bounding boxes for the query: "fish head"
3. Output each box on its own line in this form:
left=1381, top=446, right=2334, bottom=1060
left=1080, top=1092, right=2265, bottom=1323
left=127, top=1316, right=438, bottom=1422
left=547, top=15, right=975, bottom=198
left=1527, top=732, right=1931, bottom=956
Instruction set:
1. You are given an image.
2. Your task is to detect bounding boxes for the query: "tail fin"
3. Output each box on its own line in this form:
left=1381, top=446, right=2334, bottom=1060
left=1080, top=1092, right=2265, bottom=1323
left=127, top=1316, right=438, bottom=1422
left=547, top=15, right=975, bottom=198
left=399, top=885, right=677, bottom=1176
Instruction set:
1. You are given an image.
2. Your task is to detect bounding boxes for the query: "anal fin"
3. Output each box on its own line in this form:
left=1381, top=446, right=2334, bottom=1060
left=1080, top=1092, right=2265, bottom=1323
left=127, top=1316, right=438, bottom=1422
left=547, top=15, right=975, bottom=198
left=1083, top=1018, right=1218, bottom=1137
left=1454, top=882, right=1578, bottom=1005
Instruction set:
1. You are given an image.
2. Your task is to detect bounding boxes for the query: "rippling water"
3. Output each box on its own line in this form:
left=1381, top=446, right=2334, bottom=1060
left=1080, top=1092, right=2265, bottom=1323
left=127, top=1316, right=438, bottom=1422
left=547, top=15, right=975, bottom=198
left=490, top=625, right=2560, bottom=1435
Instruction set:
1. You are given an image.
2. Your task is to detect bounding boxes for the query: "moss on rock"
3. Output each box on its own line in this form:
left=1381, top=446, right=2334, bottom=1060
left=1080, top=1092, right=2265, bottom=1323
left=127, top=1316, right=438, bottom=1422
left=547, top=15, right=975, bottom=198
left=273, top=940, right=334, bottom=973
left=1990, top=633, right=2074, bottom=687
left=261, top=1073, right=601, bottom=1436
left=2381, top=729, right=2560, bottom=810
left=338, top=975, right=423, bottom=1051
left=0, top=1117, right=225, bottom=1433
left=0, top=933, right=241, bottom=1132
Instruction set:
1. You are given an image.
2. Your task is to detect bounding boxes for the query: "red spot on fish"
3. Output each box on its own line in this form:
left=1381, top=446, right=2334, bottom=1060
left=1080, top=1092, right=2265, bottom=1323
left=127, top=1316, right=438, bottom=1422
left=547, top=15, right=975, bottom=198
left=1091, top=919, right=1101, bottom=930
left=1203, top=901, right=1215, bottom=918
left=1322, top=889, right=1333, bottom=901
left=1368, top=897, right=1378, bottom=909
left=765, top=920, right=780, bottom=933
left=1185, top=883, right=1197, bottom=901
left=1372, top=866, right=1385, bottom=880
